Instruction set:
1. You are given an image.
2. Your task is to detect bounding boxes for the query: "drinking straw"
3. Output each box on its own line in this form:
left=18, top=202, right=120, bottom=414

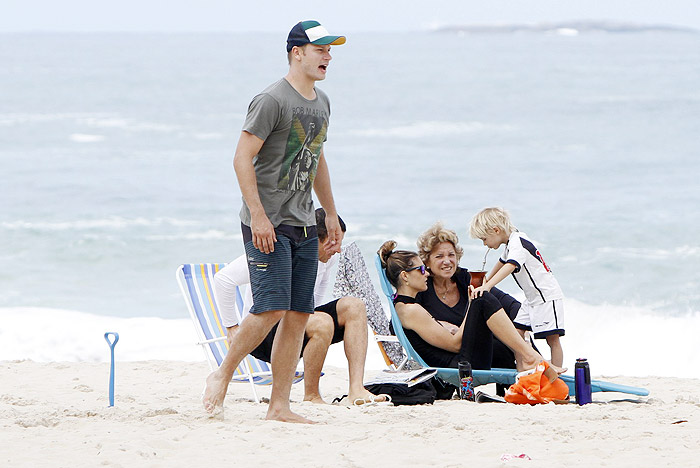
left=481, top=248, right=490, bottom=272
left=103, top=332, right=120, bottom=407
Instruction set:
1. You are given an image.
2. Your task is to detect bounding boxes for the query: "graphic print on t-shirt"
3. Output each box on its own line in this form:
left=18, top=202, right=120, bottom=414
left=520, top=237, right=552, bottom=272
left=277, top=108, right=328, bottom=192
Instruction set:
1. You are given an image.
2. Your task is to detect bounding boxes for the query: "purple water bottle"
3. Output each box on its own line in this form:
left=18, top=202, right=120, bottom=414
left=574, top=358, right=592, bottom=405
left=458, top=361, right=474, bottom=401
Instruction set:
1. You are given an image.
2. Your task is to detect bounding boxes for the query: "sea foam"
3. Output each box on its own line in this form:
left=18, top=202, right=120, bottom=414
left=0, top=308, right=202, bottom=363
left=1, top=303, right=698, bottom=379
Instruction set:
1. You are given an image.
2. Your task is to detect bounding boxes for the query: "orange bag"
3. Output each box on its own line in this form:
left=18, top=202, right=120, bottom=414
left=504, top=361, right=569, bottom=404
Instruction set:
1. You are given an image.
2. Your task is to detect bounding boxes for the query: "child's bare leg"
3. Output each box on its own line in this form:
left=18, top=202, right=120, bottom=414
left=546, top=334, right=563, bottom=368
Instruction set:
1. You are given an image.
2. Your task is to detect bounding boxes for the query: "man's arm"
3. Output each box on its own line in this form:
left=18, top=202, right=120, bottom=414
left=233, top=131, right=277, bottom=254
left=214, top=254, right=253, bottom=328
left=313, top=149, right=341, bottom=249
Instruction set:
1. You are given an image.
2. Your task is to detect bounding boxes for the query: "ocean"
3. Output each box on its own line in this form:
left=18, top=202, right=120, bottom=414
left=1, top=31, right=699, bottom=377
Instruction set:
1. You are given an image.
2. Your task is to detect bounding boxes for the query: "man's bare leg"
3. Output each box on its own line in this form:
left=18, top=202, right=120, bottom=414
left=203, top=310, right=283, bottom=413
left=266, top=310, right=314, bottom=423
left=301, top=313, right=334, bottom=403
left=336, top=297, right=388, bottom=403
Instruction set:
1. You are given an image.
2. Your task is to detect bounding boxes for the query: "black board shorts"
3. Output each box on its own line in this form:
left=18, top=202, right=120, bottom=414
left=242, top=222, right=318, bottom=315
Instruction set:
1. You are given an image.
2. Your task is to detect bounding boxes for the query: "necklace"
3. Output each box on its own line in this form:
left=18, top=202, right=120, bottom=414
left=436, top=281, right=452, bottom=300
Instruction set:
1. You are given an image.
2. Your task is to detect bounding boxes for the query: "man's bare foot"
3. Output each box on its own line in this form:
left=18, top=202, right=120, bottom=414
left=202, top=371, right=229, bottom=414
left=303, top=393, right=327, bottom=404
left=265, top=407, right=316, bottom=424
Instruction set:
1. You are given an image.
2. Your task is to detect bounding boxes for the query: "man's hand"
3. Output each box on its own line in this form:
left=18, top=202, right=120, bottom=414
left=321, top=236, right=341, bottom=258
left=250, top=212, right=277, bottom=254
left=324, top=213, right=342, bottom=252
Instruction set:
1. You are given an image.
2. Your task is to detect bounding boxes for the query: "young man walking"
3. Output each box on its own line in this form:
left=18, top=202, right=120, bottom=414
left=202, top=21, right=345, bottom=423
left=214, top=209, right=387, bottom=406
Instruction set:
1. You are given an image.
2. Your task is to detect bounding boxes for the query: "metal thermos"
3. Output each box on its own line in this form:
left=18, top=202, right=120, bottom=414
left=574, top=358, right=592, bottom=405
left=458, top=360, right=474, bottom=401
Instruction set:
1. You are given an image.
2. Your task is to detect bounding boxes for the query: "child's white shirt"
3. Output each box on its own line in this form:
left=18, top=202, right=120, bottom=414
left=499, top=231, right=563, bottom=305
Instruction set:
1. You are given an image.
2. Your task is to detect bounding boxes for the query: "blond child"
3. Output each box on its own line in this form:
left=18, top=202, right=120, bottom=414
left=469, top=207, right=565, bottom=367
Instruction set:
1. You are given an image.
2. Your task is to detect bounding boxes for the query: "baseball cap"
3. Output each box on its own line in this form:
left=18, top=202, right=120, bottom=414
left=286, top=20, right=346, bottom=52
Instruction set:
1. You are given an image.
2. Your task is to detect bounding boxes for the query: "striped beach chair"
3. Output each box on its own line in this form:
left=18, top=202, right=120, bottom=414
left=176, top=263, right=304, bottom=403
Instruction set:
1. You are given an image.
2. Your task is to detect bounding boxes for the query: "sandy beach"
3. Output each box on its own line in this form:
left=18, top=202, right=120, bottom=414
left=2, top=360, right=698, bottom=467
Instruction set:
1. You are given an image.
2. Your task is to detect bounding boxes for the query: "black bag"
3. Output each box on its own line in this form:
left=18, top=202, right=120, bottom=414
left=364, top=379, right=437, bottom=406
left=432, top=377, right=457, bottom=400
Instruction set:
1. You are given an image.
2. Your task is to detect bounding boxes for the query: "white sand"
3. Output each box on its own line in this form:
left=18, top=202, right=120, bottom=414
left=2, top=360, right=698, bottom=467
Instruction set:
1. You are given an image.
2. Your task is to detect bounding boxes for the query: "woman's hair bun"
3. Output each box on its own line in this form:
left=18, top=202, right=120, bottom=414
left=377, top=240, right=397, bottom=267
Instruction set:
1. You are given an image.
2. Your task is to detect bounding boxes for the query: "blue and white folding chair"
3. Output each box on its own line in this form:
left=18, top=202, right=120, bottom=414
left=176, top=263, right=304, bottom=403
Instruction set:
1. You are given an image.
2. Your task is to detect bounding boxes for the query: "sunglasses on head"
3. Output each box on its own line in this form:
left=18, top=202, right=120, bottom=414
left=405, top=265, right=426, bottom=274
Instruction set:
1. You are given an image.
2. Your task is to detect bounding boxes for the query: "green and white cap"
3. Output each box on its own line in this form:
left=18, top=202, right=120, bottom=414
left=286, top=20, right=346, bottom=52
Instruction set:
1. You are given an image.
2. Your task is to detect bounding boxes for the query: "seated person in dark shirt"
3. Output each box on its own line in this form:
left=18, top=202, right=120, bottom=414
left=377, top=240, right=560, bottom=386
left=415, top=222, right=521, bottom=377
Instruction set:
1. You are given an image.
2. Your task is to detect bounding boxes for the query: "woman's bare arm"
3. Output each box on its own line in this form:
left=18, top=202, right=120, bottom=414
left=396, top=303, right=463, bottom=353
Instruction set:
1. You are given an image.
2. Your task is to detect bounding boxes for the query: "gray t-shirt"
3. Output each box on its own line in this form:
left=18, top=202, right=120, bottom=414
left=239, top=78, right=331, bottom=227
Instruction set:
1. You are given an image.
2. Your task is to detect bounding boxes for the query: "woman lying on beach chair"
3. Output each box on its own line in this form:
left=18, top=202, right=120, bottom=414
left=414, top=222, right=526, bottom=395
left=377, top=240, right=565, bottom=382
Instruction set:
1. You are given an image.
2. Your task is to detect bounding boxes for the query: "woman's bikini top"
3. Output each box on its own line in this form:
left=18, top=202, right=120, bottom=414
left=393, top=294, right=446, bottom=330
left=393, top=294, right=418, bottom=305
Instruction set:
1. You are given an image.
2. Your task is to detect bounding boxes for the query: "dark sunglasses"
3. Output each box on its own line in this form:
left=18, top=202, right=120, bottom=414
left=405, top=265, right=426, bottom=275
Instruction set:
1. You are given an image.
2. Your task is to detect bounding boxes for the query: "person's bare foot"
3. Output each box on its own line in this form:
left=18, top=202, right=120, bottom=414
left=543, top=363, right=567, bottom=382
left=518, top=356, right=567, bottom=382
left=519, top=354, right=540, bottom=372
left=265, top=407, right=316, bottom=424
left=348, top=389, right=389, bottom=405
left=202, top=371, right=229, bottom=414
left=303, top=393, right=327, bottom=404
left=549, top=363, right=567, bottom=374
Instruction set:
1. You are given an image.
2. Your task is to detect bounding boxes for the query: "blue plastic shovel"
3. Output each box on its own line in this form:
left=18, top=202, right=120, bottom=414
left=104, top=332, right=120, bottom=407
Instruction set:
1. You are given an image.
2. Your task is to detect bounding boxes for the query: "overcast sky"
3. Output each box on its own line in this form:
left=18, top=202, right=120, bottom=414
left=3, top=0, right=699, bottom=33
